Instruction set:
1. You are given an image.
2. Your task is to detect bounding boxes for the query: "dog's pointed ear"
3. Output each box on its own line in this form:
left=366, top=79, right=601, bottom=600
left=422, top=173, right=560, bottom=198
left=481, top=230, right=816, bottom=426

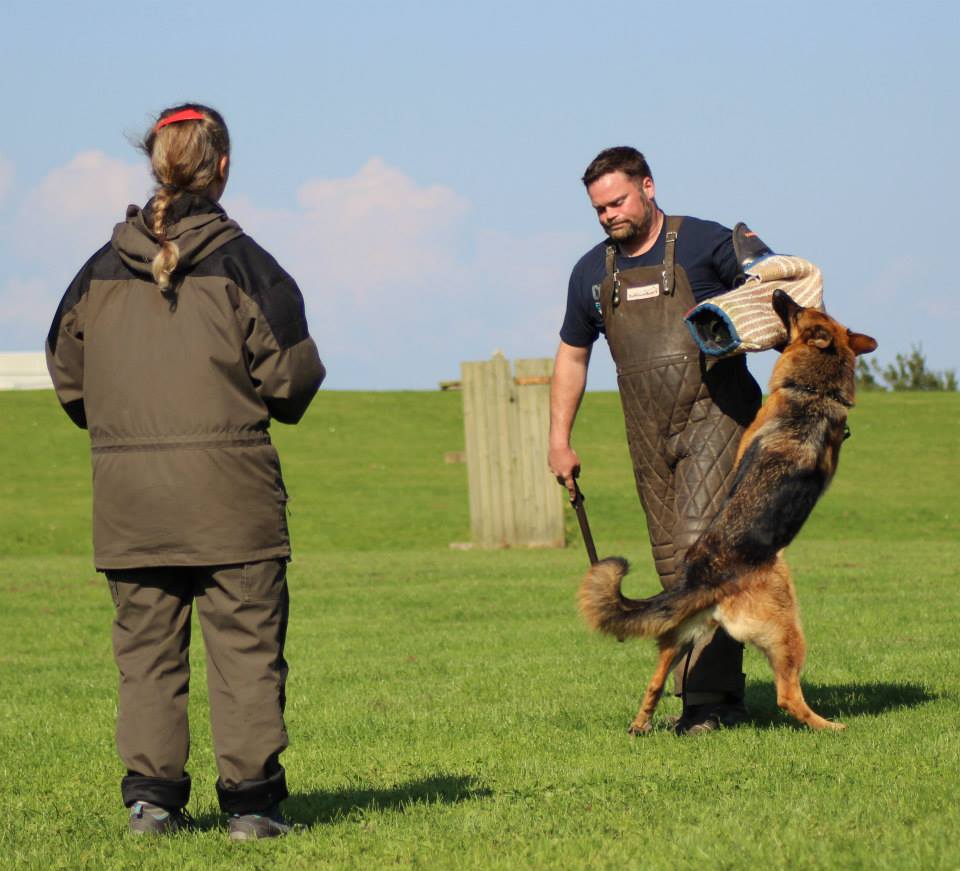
left=772, top=289, right=802, bottom=331
left=847, top=331, right=878, bottom=356
left=808, top=326, right=834, bottom=350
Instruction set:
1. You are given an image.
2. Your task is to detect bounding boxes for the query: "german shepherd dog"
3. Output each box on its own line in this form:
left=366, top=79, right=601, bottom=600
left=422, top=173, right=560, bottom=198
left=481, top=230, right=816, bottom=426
left=578, top=289, right=877, bottom=733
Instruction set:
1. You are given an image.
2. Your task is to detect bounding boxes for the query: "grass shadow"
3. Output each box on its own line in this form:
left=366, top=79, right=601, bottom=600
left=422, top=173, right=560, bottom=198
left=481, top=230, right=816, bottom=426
left=186, top=773, right=491, bottom=831
left=745, top=680, right=938, bottom=727
left=286, top=773, right=492, bottom=826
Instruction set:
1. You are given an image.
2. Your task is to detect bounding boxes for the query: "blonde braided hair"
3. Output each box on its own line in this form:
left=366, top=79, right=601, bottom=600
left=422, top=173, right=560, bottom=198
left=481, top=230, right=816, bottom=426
left=139, top=104, right=230, bottom=290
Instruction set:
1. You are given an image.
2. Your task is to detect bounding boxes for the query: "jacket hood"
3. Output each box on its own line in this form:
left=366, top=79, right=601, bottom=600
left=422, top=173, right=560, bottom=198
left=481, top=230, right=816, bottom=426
left=111, top=194, right=245, bottom=278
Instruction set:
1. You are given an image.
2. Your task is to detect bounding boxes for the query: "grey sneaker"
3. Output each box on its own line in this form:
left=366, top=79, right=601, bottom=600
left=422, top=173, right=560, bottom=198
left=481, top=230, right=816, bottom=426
left=128, top=801, right=192, bottom=835
left=228, top=807, right=292, bottom=841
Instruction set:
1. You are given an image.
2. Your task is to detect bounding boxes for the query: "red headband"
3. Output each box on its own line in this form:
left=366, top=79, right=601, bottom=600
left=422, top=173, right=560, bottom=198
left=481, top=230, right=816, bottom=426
left=155, top=108, right=206, bottom=132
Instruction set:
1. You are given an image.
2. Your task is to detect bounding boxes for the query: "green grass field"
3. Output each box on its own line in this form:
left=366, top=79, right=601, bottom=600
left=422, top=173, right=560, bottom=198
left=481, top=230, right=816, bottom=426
left=1, top=389, right=958, bottom=870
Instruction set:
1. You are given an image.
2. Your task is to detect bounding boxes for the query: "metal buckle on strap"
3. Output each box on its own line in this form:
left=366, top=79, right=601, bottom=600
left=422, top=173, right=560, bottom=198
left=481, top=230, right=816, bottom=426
left=605, top=245, right=621, bottom=307
left=662, top=230, right=678, bottom=296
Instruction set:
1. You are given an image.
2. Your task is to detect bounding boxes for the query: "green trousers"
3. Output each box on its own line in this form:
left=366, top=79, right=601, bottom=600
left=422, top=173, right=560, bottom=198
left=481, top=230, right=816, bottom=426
left=105, top=559, right=290, bottom=814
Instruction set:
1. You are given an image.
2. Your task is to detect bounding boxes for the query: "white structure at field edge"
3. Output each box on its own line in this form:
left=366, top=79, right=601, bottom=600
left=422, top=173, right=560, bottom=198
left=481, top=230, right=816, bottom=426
left=0, top=353, right=53, bottom=390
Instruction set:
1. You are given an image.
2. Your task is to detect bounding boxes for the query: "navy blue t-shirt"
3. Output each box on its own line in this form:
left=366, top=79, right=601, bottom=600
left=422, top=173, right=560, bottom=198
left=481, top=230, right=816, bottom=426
left=560, top=215, right=740, bottom=348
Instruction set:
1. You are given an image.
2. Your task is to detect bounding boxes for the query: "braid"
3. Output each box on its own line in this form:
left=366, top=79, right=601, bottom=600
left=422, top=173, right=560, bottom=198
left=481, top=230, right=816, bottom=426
left=138, top=103, right=230, bottom=292
left=150, top=184, right=180, bottom=290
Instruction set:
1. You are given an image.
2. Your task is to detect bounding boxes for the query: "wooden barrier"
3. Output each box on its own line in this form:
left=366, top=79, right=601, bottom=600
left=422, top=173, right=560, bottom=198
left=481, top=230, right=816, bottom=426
left=460, top=353, right=564, bottom=549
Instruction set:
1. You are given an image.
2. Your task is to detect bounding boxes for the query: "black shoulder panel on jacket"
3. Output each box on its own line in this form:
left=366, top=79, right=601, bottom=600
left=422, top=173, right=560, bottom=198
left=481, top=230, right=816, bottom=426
left=92, top=245, right=141, bottom=281
left=47, top=242, right=115, bottom=353
left=190, top=235, right=310, bottom=350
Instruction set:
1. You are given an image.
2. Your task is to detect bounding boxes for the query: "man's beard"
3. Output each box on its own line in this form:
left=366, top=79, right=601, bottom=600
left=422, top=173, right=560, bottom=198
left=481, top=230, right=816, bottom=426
left=604, top=199, right=656, bottom=245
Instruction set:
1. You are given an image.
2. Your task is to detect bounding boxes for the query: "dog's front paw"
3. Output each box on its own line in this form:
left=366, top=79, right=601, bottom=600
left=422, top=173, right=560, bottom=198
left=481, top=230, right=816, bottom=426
left=628, top=720, right=653, bottom=736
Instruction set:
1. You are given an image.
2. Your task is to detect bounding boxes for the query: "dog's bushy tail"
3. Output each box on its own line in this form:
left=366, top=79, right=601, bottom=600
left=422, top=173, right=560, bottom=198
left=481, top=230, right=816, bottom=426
left=578, top=557, right=730, bottom=640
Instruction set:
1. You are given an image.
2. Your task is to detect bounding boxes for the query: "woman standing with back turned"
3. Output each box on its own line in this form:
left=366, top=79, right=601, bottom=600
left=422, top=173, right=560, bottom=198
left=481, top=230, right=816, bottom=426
left=45, top=103, right=325, bottom=839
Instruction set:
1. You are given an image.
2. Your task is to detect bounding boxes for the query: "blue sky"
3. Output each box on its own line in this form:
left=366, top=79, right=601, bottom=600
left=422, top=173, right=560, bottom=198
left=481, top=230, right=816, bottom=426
left=1, top=0, right=956, bottom=389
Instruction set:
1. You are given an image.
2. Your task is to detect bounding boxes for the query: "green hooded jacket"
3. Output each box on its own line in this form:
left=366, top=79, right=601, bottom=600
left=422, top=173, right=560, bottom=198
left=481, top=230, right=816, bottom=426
left=46, top=195, right=325, bottom=569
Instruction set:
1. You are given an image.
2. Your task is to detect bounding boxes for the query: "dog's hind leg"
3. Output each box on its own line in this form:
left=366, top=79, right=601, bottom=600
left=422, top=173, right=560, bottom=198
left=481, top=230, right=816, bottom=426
left=628, top=639, right=690, bottom=736
left=763, top=626, right=844, bottom=731
left=748, top=590, right=845, bottom=732
left=721, top=561, right=844, bottom=732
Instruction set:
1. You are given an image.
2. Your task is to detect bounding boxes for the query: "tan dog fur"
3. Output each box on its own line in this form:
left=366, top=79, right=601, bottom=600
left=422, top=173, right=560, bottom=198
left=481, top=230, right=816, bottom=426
left=578, top=290, right=877, bottom=733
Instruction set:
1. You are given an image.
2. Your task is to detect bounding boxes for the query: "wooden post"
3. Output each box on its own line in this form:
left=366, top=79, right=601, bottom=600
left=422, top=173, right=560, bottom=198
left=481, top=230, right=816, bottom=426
left=460, top=353, right=564, bottom=549
left=514, top=358, right=564, bottom=547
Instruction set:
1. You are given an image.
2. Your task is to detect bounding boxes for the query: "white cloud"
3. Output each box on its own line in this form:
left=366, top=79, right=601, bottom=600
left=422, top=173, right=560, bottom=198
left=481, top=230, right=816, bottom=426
left=0, top=152, right=592, bottom=384
left=0, top=151, right=150, bottom=350
left=227, top=157, right=470, bottom=305
left=224, top=160, right=591, bottom=385
left=13, top=150, right=150, bottom=263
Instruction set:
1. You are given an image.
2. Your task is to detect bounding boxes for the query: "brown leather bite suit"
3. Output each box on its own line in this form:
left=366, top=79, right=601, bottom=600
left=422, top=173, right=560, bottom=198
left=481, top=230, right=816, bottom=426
left=598, top=216, right=761, bottom=697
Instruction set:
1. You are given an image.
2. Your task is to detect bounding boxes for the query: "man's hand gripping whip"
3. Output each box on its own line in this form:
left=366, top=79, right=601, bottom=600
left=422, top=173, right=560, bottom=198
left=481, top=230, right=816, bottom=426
left=570, top=481, right=599, bottom=566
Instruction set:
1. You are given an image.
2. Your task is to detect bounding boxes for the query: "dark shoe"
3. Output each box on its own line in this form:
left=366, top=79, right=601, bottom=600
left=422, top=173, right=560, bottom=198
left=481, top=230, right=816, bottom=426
left=128, top=801, right=193, bottom=835
left=675, top=700, right=748, bottom=736
left=228, top=807, right=292, bottom=841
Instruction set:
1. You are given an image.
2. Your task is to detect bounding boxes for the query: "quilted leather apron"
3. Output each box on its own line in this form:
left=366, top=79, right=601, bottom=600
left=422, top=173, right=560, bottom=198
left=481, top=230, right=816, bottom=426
left=599, top=216, right=761, bottom=696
